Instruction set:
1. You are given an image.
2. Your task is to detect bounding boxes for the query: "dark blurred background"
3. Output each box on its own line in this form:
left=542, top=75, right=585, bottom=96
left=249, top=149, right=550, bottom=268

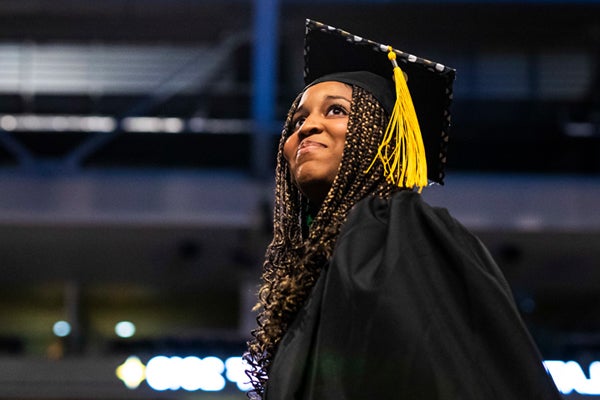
left=1, top=0, right=599, bottom=398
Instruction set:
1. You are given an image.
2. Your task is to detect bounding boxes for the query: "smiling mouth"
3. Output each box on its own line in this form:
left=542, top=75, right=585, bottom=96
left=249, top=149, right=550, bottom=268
left=297, top=140, right=325, bottom=157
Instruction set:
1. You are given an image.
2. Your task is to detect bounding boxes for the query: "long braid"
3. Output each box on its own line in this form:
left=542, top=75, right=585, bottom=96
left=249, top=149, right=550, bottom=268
left=245, top=86, right=401, bottom=398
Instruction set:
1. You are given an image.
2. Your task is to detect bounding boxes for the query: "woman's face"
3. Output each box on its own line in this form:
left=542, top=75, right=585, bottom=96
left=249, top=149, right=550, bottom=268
left=283, top=81, right=352, bottom=205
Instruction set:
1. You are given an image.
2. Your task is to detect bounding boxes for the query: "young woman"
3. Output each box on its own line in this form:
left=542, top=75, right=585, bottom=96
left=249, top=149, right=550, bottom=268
left=244, top=20, right=561, bottom=400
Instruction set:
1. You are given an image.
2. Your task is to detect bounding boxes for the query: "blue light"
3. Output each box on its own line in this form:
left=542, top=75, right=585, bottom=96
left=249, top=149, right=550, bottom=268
left=52, top=320, right=71, bottom=337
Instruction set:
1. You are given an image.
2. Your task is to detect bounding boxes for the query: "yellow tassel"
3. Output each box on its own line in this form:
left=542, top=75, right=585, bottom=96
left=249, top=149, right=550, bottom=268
left=366, top=47, right=428, bottom=192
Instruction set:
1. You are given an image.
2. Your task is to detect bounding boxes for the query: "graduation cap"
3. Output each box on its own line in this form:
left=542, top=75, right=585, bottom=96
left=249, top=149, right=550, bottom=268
left=303, top=19, right=456, bottom=188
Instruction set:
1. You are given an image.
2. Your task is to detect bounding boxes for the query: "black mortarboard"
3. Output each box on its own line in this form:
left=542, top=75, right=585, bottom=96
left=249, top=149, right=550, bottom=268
left=303, top=19, right=456, bottom=187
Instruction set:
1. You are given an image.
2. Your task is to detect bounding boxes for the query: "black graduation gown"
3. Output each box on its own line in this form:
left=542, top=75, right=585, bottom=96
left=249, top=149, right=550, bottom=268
left=265, top=191, right=561, bottom=399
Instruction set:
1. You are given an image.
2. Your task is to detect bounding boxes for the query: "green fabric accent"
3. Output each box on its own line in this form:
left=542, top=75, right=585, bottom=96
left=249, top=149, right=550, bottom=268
left=306, top=214, right=314, bottom=228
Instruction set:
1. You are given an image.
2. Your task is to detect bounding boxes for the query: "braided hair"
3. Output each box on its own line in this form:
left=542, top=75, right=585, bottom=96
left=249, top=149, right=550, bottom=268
left=244, top=84, right=403, bottom=398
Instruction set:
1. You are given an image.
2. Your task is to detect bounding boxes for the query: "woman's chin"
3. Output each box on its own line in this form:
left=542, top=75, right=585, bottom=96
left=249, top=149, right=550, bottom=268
left=295, top=178, right=331, bottom=205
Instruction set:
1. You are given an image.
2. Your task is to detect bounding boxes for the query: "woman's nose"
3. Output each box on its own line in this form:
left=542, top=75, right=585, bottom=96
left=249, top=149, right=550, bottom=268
left=298, top=114, right=323, bottom=139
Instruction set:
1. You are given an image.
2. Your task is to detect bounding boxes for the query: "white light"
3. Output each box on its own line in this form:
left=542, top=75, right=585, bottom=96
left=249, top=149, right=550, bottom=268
left=120, top=355, right=600, bottom=395
left=146, top=356, right=180, bottom=391
left=83, top=116, right=116, bottom=132
left=145, top=355, right=227, bottom=392
left=544, top=360, right=600, bottom=395
left=0, top=114, right=116, bottom=132
left=126, top=354, right=600, bottom=395
left=584, top=362, right=600, bottom=395
left=178, top=356, right=225, bottom=391
left=52, top=320, right=71, bottom=337
left=21, top=115, right=41, bottom=130
left=116, top=356, right=146, bottom=389
left=180, top=356, right=204, bottom=391
left=115, top=321, right=136, bottom=338
left=0, top=115, right=17, bottom=131
left=51, top=116, right=69, bottom=131
left=163, top=118, right=184, bottom=133
left=122, top=117, right=184, bottom=133
left=123, top=117, right=160, bottom=132
left=197, top=356, right=226, bottom=391
left=225, top=356, right=253, bottom=391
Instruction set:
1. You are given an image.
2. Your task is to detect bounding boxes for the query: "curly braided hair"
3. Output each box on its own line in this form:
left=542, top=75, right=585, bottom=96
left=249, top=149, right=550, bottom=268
left=244, top=85, right=403, bottom=398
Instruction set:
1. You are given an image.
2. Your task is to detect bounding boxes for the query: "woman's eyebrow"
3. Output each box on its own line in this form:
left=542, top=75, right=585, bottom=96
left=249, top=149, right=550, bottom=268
left=294, top=94, right=352, bottom=117
left=325, top=95, right=351, bottom=103
left=292, top=105, right=306, bottom=117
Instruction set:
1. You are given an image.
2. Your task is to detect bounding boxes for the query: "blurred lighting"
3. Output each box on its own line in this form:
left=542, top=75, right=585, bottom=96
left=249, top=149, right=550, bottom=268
left=544, top=360, right=600, bottom=395
left=519, top=297, right=536, bottom=314
left=121, top=354, right=589, bottom=394
left=116, top=356, right=146, bottom=390
left=225, top=356, right=253, bottom=391
left=125, top=355, right=250, bottom=392
left=164, top=118, right=185, bottom=133
left=122, top=117, right=184, bottom=133
left=145, top=356, right=226, bottom=392
left=0, top=113, right=265, bottom=134
left=181, top=356, right=226, bottom=391
left=514, top=215, right=543, bottom=231
left=82, top=116, right=116, bottom=132
left=52, top=320, right=71, bottom=337
left=22, top=115, right=41, bottom=130
left=188, top=117, right=256, bottom=134
left=0, top=114, right=115, bottom=132
left=565, top=122, right=597, bottom=138
left=145, top=356, right=176, bottom=391
left=50, top=116, right=69, bottom=131
left=115, top=321, right=136, bottom=338
left=0, top=115, right=17, bottom=131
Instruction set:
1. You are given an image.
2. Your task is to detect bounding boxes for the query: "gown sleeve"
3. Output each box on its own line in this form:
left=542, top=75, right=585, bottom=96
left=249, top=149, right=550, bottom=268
left=265, top=191, right=561, bottom=400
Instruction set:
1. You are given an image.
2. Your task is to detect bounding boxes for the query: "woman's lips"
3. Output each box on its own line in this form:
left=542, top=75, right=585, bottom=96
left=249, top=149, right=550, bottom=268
left=297, top=140, right=325, bottom=157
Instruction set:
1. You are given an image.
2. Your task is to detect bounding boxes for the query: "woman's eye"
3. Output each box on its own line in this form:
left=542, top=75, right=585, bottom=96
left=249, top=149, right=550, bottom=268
left=327, top=105, right=348, bottom=116
left=293, top=117, right=305, bottom=130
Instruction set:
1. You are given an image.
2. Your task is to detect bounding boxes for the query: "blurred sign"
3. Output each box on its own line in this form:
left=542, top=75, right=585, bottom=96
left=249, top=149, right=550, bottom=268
left=116, top=355, right=251, bottom=393
left=544, top=360, right=600, bottom=396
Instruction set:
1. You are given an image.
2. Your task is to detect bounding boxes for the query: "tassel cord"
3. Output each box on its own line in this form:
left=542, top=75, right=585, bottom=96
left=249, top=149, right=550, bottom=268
left=365, top=47, right=427, bottom=192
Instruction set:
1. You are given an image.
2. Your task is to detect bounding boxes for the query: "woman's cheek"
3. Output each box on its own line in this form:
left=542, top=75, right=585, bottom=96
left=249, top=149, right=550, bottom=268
left=283, top=136, right=297, bottom=163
